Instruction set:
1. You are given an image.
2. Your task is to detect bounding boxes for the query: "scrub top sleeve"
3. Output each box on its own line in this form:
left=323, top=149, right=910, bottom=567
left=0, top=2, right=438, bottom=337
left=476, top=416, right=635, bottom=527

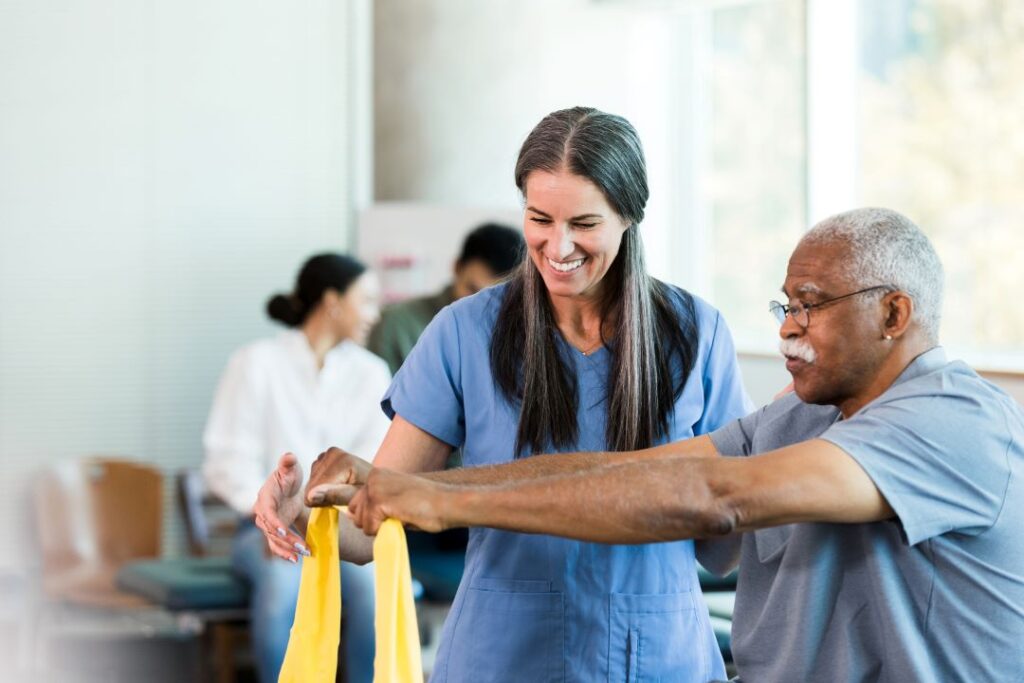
left=821, top=391, right=1013, bottom=546
left=381, top=306, right=465, bottom=448
left=693, top=310, right=756, bottom=436
left=709, top=406, right=763, bottom=457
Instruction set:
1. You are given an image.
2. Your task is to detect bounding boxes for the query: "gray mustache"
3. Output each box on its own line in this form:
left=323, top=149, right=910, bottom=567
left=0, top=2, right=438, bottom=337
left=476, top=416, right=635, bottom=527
left=779, top=338, right=816, bottom=363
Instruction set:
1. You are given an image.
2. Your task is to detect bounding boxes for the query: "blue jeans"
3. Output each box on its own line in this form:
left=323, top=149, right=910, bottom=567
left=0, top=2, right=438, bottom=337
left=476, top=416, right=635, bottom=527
left=232, top=522, right=376, bottom=683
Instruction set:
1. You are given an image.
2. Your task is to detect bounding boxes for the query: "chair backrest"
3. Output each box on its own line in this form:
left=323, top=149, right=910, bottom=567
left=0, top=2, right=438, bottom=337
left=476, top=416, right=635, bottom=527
left=177, top=468, right=238, bottom=557
left=177, top=469, right=210, bottom=556
left=34, top=458, right=163, bottom=576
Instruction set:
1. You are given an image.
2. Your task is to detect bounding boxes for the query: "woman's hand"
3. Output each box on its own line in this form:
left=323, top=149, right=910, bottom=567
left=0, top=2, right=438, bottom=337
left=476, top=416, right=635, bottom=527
left=347, top=468, right=450, bottom=536
left=305, top=446, right=373, bottom=506
left=253, top=452, right=310, bottom=563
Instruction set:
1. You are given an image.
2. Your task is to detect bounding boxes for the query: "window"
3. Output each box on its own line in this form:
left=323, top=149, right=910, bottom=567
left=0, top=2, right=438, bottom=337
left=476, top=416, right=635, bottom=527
left=690, top=0, right=1024, bottom=366
left=856, top=0, right=1024, bottom=363
left=706, top=0, right=807, bottom=350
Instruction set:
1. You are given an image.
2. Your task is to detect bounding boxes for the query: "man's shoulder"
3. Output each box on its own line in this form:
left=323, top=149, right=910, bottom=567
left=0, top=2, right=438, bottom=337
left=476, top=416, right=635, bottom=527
left=869, top=357, right=1022, bottom=423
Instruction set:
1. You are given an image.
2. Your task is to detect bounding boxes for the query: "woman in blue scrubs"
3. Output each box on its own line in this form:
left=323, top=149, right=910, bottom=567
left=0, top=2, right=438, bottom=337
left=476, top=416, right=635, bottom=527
left=258, top=106, right=750, bottom=681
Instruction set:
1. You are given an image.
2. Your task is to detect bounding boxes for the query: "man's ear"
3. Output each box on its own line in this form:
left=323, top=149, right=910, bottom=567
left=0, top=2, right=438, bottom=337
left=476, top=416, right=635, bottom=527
left=883, top=291, right=914, bottom=339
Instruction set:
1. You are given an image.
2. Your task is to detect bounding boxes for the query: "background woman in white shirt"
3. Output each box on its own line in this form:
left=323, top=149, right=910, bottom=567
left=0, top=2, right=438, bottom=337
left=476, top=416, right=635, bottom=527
left=203, top=253, right=391, bottom=683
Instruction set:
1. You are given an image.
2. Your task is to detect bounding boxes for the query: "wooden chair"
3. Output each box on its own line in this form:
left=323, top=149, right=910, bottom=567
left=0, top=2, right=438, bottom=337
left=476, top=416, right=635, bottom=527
left=117, top=469, right=252, bottom=683
left=34, top=458, right=163, bottom=608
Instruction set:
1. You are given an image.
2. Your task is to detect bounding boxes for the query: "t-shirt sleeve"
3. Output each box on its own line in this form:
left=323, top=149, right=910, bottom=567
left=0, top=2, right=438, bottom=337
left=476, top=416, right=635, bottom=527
left=709, top=406, right=763, bottom=457
left=381, top=306, right=465, bottom=448
left=820, top=387, right=1013, bottom=546
left=693, top=310, right=756, bottom=436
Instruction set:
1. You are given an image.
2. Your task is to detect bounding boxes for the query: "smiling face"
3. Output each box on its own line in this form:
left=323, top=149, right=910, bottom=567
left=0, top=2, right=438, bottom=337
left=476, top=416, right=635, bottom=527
left=522, top=168, right=629, bottom=303
left=780, top=239, right=888, bottom=411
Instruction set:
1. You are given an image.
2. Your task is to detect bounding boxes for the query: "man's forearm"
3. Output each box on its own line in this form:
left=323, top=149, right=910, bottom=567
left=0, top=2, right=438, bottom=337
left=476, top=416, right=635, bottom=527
left=422, top=435, right=718, bottom=487
left=428, top=439, right=893, bottom=543
left=440, top=456, right=737, bottom=544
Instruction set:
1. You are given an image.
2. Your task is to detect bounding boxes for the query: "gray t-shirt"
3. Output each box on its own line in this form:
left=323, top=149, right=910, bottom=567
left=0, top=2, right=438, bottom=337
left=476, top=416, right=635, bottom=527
left=710, top=347, right=1024, bottom=682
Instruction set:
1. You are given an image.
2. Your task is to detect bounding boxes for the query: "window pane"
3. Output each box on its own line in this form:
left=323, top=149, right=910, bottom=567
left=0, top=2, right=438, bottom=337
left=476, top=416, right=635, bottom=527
left=858, top=0, right=1024, bottom=358
left=709, top=0, right=807, bottom=349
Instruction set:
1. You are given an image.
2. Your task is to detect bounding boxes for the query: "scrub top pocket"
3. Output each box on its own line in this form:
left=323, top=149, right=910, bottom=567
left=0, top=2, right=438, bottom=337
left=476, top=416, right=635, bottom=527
left=607, top=591, right=705, bottom=683
left=446, top=578, right=565, bottom=682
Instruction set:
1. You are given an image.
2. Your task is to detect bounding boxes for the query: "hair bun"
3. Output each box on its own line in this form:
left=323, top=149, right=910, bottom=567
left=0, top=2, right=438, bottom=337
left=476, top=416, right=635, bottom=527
left=266, top=293, right=305, bottom=327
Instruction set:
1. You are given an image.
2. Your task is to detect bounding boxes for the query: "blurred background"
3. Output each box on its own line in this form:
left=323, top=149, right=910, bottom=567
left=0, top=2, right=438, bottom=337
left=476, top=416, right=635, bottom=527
left=1, top=0, right=1022, bottom=680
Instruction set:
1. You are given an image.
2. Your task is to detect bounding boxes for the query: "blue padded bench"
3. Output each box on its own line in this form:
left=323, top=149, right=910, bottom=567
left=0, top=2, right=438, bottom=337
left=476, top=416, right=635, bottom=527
left=116, top=556, right=249, bottom=612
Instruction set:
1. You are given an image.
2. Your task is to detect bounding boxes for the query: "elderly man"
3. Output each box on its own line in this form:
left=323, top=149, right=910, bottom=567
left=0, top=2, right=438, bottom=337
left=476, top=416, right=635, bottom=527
left=261, top=208, right=1023, bottom=681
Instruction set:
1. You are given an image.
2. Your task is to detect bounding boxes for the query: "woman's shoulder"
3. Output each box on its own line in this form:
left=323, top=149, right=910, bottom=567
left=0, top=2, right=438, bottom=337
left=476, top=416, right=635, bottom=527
left=658, top=282, right=722, bottom=332
left=337, top=341, right=390, bottom=372
left=215, top=332, right=296, bottom=389
left=226, top=332, right=290, bottom=368
left=329, top=342, right=392, bottom=385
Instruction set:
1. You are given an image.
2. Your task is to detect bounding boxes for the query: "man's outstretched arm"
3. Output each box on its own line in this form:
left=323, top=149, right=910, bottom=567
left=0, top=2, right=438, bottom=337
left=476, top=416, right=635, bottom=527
left=422, top=435, right=719, bottom=484
left=347, top=438, right=893, bottom=543
left=308, top=434, right=720, bottom=505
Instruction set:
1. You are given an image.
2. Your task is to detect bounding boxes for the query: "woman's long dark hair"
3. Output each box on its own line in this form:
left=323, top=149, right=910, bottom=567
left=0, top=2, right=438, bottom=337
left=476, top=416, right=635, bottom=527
left=491, top=107, right=698, bottom=455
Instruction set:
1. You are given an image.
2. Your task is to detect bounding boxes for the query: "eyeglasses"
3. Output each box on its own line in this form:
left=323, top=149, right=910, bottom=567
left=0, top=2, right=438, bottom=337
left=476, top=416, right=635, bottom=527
left=769, top=285, right=894, bottom=329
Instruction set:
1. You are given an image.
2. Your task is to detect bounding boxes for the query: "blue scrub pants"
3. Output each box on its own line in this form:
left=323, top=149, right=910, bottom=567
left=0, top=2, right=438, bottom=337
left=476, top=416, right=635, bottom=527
left=232, top=521, right=376, bottom=683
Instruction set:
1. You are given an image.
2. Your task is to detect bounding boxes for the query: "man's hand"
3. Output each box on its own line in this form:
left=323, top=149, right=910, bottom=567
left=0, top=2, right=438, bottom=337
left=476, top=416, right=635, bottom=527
left=305, top=446, right=373, bottom=507
left=253, top=452, right=310, bottom=563
left=347, top=468, right=449, bottom=536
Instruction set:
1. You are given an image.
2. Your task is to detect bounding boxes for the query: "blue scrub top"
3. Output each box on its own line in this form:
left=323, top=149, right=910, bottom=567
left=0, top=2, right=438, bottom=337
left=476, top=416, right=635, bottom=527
left=382, top=282, right=751, bottom=683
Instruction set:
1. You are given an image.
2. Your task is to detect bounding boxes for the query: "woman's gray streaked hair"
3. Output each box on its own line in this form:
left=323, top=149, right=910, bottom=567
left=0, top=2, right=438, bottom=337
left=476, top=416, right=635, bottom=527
left=802, top=207, right=944, bottom=341
left=493, top=106, right=698, bottom=455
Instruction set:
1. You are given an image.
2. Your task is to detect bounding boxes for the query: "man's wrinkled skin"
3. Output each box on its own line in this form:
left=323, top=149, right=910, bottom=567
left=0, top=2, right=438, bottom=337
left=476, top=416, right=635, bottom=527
left=305, top=446, right=372, bottom=506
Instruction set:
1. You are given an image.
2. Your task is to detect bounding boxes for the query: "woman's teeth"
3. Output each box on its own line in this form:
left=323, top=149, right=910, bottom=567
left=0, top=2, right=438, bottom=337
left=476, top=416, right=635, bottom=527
left=548, top=257, right=586, bottom=273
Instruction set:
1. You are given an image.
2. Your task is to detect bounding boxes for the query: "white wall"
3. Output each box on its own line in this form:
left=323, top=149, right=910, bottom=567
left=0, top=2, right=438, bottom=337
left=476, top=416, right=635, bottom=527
left=373, top=0, right=693, bottom=284
left=0, top=0, right=368, bottom=568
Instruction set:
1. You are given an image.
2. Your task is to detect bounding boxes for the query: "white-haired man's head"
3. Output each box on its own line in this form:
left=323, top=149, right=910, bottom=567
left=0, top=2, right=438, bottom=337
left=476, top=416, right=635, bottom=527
left=800, top=207, right=944, bottom=343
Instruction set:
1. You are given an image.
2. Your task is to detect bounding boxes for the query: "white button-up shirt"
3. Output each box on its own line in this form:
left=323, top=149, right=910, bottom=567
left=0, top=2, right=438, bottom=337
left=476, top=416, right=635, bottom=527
left=202, top=330, right=392, bottom=515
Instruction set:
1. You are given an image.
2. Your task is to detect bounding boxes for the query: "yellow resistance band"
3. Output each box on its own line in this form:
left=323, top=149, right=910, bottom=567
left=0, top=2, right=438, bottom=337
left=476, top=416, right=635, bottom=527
left=279, top=506, right=341, bottom=682
left=373, top=518, right=423, bottom=683
left=278, top=508, right=423, bottom=683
